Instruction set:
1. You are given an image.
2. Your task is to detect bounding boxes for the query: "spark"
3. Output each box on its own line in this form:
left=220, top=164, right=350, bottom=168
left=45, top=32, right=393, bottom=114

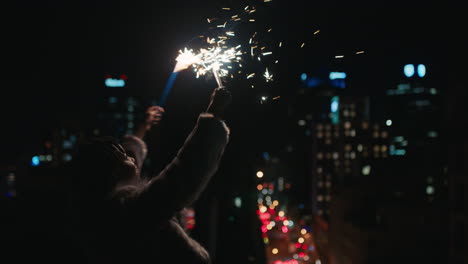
left=226, top=31, right=235, bottom=36
left=356, top=51, right=365, bottom=54
left=261, top=46, right=266, bottom=50
left=262, top=52, right=273, bottom=56
left=268, top=28, right=273, bottom=32
left=314, top=30, right=320, bottom=35
left=244, top=5, right=249, bottom=10
left=249, top=38, right=253, bottom=44
left=279, top=42, right=282, bottom=47
left=247, top=73, right=256, bottom=79
left=264, top=0, right=272, bottom=2
left=222, top=7, right=231, bottom=10
left=207, top=18, right=211, bottom=23
left=263, top=68, right=273, bottom=82
left=175, top=45, right=242, bottom=81
left=275, top=60, right=279, bottom=64
left=249, top=19, right=256, bottom=22
left=273, top=96, right=281, bottom=100
left=301, top=42, right=305, bottom=48
left=231, top=15, right=239, bottom=19
left=249, top=9, right=256, bottom=14
left=251, top=46, right=256, bottom=57
left=335, top=55, right=344, bottom=58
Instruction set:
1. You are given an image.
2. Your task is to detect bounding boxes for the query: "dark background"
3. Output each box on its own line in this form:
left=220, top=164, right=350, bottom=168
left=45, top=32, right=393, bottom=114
left=1, top=0, right=466, bottom=263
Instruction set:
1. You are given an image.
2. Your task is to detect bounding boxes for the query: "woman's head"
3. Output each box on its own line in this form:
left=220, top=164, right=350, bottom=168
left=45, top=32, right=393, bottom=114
left=71, top=137, right=138, bottom=200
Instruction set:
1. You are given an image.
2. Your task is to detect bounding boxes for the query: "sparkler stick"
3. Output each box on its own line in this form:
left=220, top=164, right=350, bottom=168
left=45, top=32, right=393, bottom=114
left=159, top=71, right=179, bottom=107
left=212, top=64, right=223, bottom=87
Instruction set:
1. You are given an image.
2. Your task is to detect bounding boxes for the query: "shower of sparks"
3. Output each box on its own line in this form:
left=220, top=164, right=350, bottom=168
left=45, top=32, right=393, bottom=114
left=263, top=68, right=273, bottom=82
left=174, top=45, right=242, bottom=81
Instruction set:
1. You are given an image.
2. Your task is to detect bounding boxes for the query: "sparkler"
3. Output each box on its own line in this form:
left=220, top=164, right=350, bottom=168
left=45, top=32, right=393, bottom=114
left=159, top=42, right=241, bottom=106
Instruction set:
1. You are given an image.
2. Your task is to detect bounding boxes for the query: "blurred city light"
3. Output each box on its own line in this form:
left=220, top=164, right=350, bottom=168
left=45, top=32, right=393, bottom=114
left=256, top=170, right=264, bottom=178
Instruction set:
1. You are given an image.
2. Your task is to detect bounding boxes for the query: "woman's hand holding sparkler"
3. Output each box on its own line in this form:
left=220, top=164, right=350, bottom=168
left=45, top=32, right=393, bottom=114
left=206, top=87, right=231, bottom=119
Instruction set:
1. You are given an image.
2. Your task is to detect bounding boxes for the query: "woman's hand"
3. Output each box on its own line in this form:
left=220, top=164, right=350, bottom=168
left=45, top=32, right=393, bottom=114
left=206, top=87, right=231, bottom=119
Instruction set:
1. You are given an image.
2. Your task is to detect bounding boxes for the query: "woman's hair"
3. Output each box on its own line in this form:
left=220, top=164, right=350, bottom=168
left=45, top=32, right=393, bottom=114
left=70, top=137, right=124, bottom=204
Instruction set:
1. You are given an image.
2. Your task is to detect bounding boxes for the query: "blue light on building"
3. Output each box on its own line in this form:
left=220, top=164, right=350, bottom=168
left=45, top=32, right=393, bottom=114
left=105, top=78, right=126, bottom=88
left=329, top=72, right=347, bottom=80
left=31, top=156, right=40, bottom=166
left=330, top=96, right=340, bottom=124
left=404, top=64, right=415, bottom=78
left=417, top=64, right=426, bottom=77
left=301, top=73, right=308, bottom=81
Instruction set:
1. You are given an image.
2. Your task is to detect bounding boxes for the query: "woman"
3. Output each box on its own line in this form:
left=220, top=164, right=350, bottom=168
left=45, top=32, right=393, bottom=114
left=70, top=87, right=231, bottom=264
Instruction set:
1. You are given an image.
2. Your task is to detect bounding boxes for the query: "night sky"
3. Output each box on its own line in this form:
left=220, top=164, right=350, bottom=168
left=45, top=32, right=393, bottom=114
left=2, top=0, right=465, bottom=162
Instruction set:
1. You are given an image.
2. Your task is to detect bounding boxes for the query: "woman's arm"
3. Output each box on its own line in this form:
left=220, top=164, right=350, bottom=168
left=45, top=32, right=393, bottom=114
left=127, top=88, right=231, bottom=221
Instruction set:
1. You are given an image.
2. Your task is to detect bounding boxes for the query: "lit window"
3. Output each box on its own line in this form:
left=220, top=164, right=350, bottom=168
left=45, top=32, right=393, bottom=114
left=381, top=145, right=388, bottom=152
left=325, top=181, right=331, bottom=188
left=317, top=195, right=323, bottom=201
left=426, top=185, right=435, bottom=195
left=350, top=152, right=356, bottom=159
left=362, top=122, right=369, bottom=130
left=362, top=165, right=371, bottom=175
left=298, top=120, right=306, bottom=126
left=332, top=152, right=339, bottom=160
left=373, top=132, right=379, bottom=138
left=344, top=122, right=351, bottom=129
left=317, top=153, right=323, bottom=160
left=345, top=144, right=352, bottom=151
left=357, top=144, right=363, bottom=152
left=350, top=130, right=356, bottom=137
left=325, top=195, right=331, bottom=201
left=381, top=131, right=388, bottom=138
left=317, top=132, right=323, bottom=138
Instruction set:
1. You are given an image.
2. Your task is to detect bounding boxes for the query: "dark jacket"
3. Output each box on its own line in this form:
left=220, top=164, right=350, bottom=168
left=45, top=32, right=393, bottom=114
left=74, top=113, right=229, bottom=264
